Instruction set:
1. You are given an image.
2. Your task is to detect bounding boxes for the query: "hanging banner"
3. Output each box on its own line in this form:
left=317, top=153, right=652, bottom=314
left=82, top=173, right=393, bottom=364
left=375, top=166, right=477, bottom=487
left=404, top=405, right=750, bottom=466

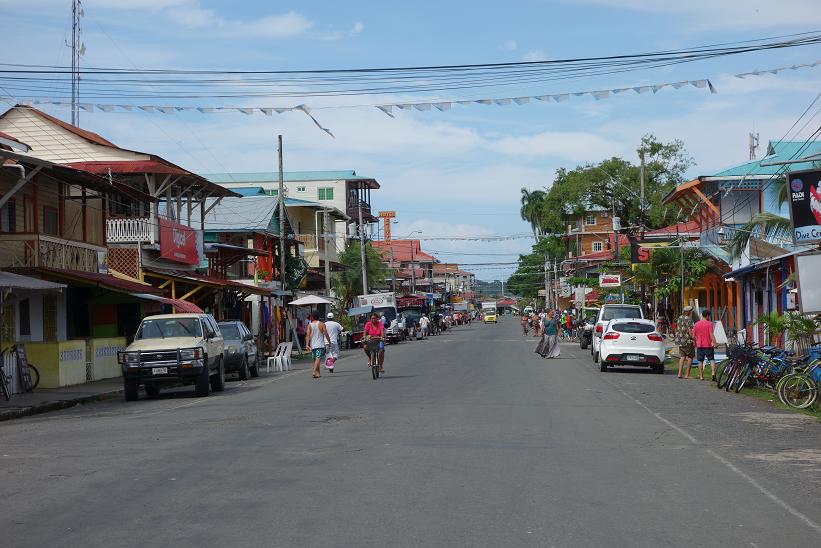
left=787, top=169, right=821, bottom=244
left=159, top=218, right=198, bottom=265
left=599, top=273, right=622, bottom=287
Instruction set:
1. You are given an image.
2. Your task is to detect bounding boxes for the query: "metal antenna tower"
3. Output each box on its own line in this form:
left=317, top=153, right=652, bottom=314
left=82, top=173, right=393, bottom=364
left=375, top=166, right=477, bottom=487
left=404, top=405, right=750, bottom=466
left=748, top=131, right=760, bottom=160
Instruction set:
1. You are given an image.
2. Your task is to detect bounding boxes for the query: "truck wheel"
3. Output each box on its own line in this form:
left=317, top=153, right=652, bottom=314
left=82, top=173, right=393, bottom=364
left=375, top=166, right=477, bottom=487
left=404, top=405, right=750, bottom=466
left=239, top=356, right=250, bottom=381
left=249, top=354, right=260, bottom=378
left=145, top=385, right=160, bottom=398
left=124, top=378, right=139, bottom=401
left=195, top=362, right=211, bottom=397
left=580, top=338, right=588, bottom=350
left=210, top=357, right=226, bottom=392
left=600, top=362, right=608, bottom=372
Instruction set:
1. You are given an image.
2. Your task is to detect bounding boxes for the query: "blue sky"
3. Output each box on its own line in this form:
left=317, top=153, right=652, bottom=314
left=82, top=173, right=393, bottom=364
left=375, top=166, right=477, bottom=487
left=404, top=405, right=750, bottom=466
left=3, top=0, right=821, bottom=280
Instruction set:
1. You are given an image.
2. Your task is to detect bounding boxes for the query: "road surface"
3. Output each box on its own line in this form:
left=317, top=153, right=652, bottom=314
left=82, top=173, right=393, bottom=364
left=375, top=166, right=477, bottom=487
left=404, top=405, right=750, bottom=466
left=3, top=318, right=821, bottom=547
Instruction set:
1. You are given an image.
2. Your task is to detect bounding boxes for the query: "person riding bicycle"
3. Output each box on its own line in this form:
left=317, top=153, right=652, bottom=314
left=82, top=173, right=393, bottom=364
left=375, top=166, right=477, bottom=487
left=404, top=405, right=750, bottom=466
left=363, top=312, right=386, bottom=373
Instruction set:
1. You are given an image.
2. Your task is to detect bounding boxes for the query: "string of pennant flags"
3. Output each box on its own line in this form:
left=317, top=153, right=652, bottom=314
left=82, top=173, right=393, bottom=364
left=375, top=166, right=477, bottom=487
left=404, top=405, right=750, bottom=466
left=1, top=59, right=818, bottom=138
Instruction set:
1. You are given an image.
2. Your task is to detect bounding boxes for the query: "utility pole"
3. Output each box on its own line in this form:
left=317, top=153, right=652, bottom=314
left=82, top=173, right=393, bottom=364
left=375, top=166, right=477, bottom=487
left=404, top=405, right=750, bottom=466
left=358, top=198, right=368, bottom=294
left=677, top=226, right=685, bottom=308
left=639, top=148, right=646, bottom=235
left=410, top=240, right=416, bottom=294
left=544, top=256, right=550, bottom=310
left=553, top=260, right=559, bottom=309
left=277, top=135, right=286, bottom=294
left=612, top=193, right=623, bottom=304
left=390, top=248, right=396, bottom=294
left=323, top=208, right=331, bottom=296
left=70, top=0, right=83, bottom=126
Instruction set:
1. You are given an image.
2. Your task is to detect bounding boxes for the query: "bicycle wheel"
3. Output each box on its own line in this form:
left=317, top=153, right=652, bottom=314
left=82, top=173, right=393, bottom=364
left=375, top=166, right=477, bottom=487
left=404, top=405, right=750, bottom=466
left=734, top=364, right=753, bottom=393
left=779, top=375, right=817, bottom=409
left=724, top=360, right=742, bottom=392
left=27, top=364, right=40, bottom=391
left=372, top=362, right=378, bottom=380
left=715, top=359, right=732, bottom=389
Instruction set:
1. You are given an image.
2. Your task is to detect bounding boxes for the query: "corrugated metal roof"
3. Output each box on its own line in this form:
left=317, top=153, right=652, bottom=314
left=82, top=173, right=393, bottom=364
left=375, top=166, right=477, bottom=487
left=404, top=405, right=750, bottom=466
left=203, top=170, right=362, bottom=183
left=710, top=141, right=821, bottom=177
left=0, top=271, right=65, bottom=291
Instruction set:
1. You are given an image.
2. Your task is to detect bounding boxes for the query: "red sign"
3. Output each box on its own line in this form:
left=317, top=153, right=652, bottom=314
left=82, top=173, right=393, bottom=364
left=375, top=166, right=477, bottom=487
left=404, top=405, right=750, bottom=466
left=159, top=218, right=198, bottom=265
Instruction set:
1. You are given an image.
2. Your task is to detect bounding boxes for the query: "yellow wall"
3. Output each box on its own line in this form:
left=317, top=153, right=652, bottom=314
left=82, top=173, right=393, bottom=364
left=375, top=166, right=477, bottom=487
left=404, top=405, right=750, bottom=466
left=24, top=340, right=87, bottom=388
left=90, top=337, right=127, bottom=380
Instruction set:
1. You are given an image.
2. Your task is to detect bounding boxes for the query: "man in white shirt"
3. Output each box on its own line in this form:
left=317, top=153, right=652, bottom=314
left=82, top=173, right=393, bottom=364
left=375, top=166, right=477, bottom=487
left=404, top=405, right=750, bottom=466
left=325, top=313, right=344, bottom=370
left=419, top=314, right=430, bottom=339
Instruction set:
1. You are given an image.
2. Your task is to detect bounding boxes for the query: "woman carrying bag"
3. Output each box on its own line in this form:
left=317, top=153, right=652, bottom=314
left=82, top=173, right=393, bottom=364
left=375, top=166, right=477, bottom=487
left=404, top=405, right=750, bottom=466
left=536, top=309, right=561, bottom=359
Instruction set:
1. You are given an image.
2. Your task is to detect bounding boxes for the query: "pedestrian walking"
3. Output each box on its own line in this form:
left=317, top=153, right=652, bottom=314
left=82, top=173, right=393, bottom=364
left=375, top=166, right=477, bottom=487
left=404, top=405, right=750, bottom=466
left=324, top=313, right=344, bottom=372
left=536, top=309, right=561, bottom=359
left=419, top=314, right=430, bottom=339
left=674, top=306, right=696, bottom=379
left=692, top=309, right=718, bottom=381
left=305, top=314, right=331, bottom=379
left=520, top=313, right=529, bottom=336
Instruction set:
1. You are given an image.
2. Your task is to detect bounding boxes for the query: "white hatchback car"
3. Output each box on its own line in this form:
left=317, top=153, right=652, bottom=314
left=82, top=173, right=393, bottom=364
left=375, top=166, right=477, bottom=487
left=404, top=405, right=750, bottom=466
left=599, top=318, right=665, bottom=374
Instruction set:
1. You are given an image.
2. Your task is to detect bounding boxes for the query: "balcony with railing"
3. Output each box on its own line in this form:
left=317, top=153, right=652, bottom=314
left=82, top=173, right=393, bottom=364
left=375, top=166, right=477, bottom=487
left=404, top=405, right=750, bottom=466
left=0, top=233, right=105, bottom=273
left=106, top=216, right=157, bottom=244
left=294, top=233, right=339, bottom=268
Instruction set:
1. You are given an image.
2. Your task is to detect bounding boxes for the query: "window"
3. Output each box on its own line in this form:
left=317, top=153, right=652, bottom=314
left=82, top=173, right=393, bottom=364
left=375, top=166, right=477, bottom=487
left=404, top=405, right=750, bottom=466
left=19, top=298, right=30, bottom=336
left=0, top=200, right=16, bottom=233
left=611, top=322, right=654, bottom=334
left=264, top=189, right=278, bottom=196
left=318, top=187, right=334, bottom=200
left=585, top=214, right=596, bottom=225
left=43, top=206, right=59, bottom=236
left=592, top=241, right=603, bottom=252
left=297, top=186, right=306, bottom=192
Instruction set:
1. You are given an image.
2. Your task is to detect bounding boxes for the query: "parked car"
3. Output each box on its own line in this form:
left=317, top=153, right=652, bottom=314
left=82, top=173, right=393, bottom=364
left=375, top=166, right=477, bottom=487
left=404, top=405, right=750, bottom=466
left=592, top=304, right=644, bottom=363
left=218, top=320, right=260, bottom=380
left=118, top=313, right=225, bottom=401
left=598, top=318, right=665, bottom=373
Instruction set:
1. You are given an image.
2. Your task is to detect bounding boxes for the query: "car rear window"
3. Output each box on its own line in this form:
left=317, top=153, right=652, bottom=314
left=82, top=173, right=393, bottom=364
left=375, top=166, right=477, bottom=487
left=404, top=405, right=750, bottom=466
left=612, top=322, right=654, bottom=333
left=218, top=323, right=240, bottom=339
left=602, top=306, right=642, bottom=320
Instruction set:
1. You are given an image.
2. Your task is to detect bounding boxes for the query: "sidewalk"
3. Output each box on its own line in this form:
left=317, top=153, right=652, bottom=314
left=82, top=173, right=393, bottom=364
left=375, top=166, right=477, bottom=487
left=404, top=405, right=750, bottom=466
left=0, top=378, right=123, bottom=422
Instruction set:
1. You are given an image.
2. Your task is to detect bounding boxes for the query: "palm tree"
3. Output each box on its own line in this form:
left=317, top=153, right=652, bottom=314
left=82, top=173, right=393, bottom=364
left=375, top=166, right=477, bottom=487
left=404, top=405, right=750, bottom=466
left=726, top=175, right=793, bottom=260
left=725, top=212, right=792, bottom=260
left=520, top=188, right=546, bottom=239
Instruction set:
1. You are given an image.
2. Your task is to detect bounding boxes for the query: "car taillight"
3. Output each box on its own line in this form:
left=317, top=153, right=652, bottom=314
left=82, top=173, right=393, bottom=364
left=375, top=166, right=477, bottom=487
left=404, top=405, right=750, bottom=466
left=603, top=332, right=620, bottom=340
left=595, top=324, right=603, bottom=333
left=647, top=333, right=663, bottom=341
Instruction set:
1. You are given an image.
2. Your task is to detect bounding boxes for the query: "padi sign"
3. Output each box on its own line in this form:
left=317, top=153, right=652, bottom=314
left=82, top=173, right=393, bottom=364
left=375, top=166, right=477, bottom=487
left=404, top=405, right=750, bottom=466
left=788, top=169, right=821, bottom=244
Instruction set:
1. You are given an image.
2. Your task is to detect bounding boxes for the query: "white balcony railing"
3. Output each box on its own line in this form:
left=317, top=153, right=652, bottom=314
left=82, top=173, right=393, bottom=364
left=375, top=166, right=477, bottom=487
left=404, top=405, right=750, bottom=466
left=106, top=216, right=157, bottom=244
left=0, top=234, right=105, bottom=273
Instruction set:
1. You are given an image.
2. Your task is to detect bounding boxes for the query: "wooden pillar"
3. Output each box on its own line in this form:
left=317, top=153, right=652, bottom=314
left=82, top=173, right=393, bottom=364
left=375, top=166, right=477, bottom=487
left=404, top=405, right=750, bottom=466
left=58, top=182, right=64, bottom=238
left=705, top=277, right=712, bottom=315
left=33, top=181, right=39, bottom=232
left=735, top=281, right=742, bottom=334
left=81, top=187, right=87, bottom=241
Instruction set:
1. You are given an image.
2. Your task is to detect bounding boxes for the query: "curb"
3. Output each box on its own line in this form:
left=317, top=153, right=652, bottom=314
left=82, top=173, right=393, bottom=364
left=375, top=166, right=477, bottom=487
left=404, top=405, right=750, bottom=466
left=0, top=389, right=122, bottom=422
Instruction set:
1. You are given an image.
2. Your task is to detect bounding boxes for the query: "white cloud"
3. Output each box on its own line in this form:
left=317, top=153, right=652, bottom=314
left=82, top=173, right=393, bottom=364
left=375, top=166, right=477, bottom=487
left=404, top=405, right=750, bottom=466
left=568, top=0, right=821, bottom=29
left=521, top=49, right=546, bottom=62
left=495, top=131, right=627, bottom=162
left=501, top=39, right=518, bottom=51
left=321, top=20, right=366, bottom=41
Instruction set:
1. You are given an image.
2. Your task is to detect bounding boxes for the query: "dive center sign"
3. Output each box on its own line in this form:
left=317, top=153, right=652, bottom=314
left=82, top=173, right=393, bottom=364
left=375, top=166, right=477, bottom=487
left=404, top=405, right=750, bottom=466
left=788, top=169, right=821, bottom=245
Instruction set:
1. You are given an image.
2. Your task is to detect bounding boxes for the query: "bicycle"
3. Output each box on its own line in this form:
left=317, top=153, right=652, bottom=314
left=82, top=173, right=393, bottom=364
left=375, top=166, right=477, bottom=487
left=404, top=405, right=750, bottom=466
left=365, top=338, right=384, bottom=379
left=1, top=345, right=41, bottom=397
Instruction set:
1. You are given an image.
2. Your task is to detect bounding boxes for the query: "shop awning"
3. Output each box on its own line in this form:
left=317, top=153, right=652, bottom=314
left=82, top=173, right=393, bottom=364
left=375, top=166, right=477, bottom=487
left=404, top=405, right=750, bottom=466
left=15, top=268, right=162, bottom=294
left=144, top=268, right=273, bottom=296
left=347, top=305, right=374, bottom=316
left=131, top=293, right=204, bottom=313
left=0, top=271, right=66, bottom=291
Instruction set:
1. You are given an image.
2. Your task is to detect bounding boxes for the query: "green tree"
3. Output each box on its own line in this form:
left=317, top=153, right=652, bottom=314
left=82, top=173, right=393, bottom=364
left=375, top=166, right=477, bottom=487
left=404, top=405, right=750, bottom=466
left=520, top=188, right=546, bottom=239
left=506, top=237, right=564, bottom=299
left=331, top=242, right=389, bottom=311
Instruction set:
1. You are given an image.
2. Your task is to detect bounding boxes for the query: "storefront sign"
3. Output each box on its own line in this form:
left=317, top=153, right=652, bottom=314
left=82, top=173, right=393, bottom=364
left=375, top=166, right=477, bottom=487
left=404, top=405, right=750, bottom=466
left=599, top=273, right=621, bottom=287
left=159, top=218, right=198, bottom=265
left=788, top=169, right=821, bottom=244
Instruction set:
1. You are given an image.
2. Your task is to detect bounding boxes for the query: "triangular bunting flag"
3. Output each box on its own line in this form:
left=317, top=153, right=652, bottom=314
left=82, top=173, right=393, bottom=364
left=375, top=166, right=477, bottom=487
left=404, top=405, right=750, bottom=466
left=157, top=107, right=175, bottom=114
left=376, top=105, right=395, bottom=117
left=414, top=103, right=432, bottom=111
left=494, top=98, right=512, bottom=106
left=97, top=105, right=116, bottom=112
left=553, top=94, right=569, bottom=102
left=261, top=108, right=274, bottom=115
left=139, top=106, right=155, bottom=113
left=592, top=90, right=609, bottom=100
left=512, top=97, right=530, bottom=105
left=433, top=102, right=451, bottom=111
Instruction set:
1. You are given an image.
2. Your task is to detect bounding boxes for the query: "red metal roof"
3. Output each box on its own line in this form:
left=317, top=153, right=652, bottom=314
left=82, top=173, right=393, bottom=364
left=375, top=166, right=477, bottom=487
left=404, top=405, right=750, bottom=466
left=644, top=220, right=701, bottom=237
left=31, top=268, right=163, bottom=294
left=14, top=105, right=117, bottom=147
left=65, top=159, right=191, bottom=176
left=373, top=240, right=436, bottom=263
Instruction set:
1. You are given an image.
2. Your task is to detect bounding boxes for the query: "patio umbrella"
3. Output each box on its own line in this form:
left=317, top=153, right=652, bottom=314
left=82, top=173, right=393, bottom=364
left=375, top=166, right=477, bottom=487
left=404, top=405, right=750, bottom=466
left=289, top=294, right=333, bottom=306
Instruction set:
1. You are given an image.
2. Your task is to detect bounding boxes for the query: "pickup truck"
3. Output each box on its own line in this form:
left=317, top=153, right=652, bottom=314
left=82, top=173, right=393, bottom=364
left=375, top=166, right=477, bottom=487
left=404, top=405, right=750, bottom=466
left=118, top=313, right=225, bottom=401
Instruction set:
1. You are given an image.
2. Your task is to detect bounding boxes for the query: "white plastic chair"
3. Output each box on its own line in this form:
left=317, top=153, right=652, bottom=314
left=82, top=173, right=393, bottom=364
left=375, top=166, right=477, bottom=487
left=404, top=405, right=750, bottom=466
left=266, top=343, right=285, bottom=373
left=279, top=342, right=293, bottom=371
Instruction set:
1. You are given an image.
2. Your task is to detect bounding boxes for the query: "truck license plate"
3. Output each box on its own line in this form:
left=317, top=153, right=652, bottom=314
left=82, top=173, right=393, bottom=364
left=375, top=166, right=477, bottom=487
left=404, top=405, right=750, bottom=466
left=152, top=367, right=168, bottom=375
left=624, top=355, right=641, bottom=361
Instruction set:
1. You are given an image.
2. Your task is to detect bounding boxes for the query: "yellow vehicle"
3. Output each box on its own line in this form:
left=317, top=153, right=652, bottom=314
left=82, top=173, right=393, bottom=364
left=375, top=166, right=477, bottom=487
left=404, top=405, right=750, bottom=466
left=481, top=302, right=498, bottom=323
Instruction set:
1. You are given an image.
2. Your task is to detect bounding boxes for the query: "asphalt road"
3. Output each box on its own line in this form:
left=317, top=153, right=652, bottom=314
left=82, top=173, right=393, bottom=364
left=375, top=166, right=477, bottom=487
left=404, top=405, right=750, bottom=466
left=2, top=318, right=821, bottom=547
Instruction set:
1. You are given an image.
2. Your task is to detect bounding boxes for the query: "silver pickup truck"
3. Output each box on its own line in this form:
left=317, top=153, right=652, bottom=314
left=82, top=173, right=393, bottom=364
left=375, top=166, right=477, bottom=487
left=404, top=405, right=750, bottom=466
left=118, top=313, right=225, bottom=401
